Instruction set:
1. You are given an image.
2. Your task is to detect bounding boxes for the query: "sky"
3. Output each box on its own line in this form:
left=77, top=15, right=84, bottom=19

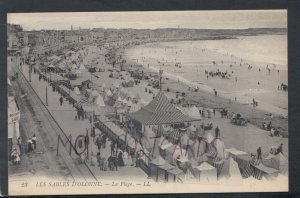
left=7, top=10, right=287, bottom=31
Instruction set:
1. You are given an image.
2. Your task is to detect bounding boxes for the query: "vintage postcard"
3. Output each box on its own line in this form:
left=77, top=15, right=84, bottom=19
left=7, top=10, right=288, bottom=195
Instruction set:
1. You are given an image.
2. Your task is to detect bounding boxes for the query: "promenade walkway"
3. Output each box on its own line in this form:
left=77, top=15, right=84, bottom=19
left=21, top=64, right=148, bottom=180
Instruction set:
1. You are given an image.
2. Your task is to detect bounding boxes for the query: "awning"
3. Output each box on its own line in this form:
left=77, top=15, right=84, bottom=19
left=129, top=92, right=199, bottom=125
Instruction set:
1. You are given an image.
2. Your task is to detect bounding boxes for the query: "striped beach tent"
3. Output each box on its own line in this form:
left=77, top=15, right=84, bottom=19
left=129, top=91, right=200, bottom=125
left=209, top=156, right=225, bottom=177
left=250, top=157, right=263, bottom=180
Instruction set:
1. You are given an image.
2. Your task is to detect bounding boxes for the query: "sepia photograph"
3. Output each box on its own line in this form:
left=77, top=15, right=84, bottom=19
left=7, top=10, right=288, bottom=195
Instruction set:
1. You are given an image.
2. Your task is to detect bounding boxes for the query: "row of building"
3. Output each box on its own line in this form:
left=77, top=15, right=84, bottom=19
left=8, top=23, right=287, bottom=58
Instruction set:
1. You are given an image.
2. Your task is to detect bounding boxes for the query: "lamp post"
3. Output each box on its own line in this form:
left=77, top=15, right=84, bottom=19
left=159, top=68, right=163, bottom=91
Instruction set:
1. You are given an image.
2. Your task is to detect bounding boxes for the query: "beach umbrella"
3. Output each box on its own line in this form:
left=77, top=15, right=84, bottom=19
left=213, top=138, right=225, bottom=159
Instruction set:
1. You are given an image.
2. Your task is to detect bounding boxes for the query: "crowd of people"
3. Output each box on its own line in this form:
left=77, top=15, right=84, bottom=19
left=205, top=69, right=232, bottom=80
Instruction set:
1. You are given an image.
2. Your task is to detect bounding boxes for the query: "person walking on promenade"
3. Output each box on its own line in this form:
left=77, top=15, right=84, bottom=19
left=213, top=108, right=216, bottom=117
left=27, top=138, right=33, bottom=153
left=59, top=96, right=63, bottom=106
left=96, top=152, right=101, bottom=167
left=96, top=136, right=102, bottom=151
left=17, top=136, right=22, bottom=154
left=76, top=108, right=80, bottom=120
left=130, top=150, right=136, bottom=166
left=31, top=134, right=37, bottom=150
left=84, top=130, right=89, bottom=151
left=110, top=141, right=115, bottom=156
left=102, top=134, right=107, bottom=149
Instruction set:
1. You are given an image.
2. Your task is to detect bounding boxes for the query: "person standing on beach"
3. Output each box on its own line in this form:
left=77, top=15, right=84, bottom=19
left=257, top=147, right=262, bottom=161
left=214, top=89, right=218, bottom=96
left=213, top=108, right=216, bottom=117
left=59, top=96, right=63, bottom=106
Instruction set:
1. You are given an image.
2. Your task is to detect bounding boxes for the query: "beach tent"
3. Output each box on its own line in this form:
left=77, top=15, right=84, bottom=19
left=75, top=69, right=81, bottom=75
left=117, top=97, right=122, bottom=102
left=95, top=95, right=105, bottom=107
left=251, top=162, right=279, bottom=180
left=213, top=138, right=225, bottom=159
left=122, top=98, right=128, bottom=104
left=119, top=88, right=128, bottom=98
left=158, top=163, right=177, bottom=182
left=180, top=133, right=194, bottom=147
left=192, top=138, right=207, bottom=162
left=79, top=64, right=86, bottom=71
left=228, top=157, right=243, bottom=182
left=190, top=106, right=202, bottom=119
left=70, top=63, right=78, bottom=70
left=105, top=89, right=113, bottom=98
left=139, top=99, right=148, bottom=106
left=90, top=90, right=100, bottom=98
left=74, top=86, right=80, bottom=95
left=226, top=148, right=248, bottom=159
left=58, top=62, right=67, bottom=72
left=150, top=155, right=169, bottom=182
left=264, top=153, right=288, bottom=175
left=195, top=162, right=217, bottom=183
left=179, top=106, right=202, bottom=120
left=167, top=167, right=184, bottom=183
left=143, top=127, right=156, bottom=149
left=232, top=154, right=253, bottom=178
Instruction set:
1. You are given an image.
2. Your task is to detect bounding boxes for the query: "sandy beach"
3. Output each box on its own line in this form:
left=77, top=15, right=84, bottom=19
left=123, top=35, right=288, bottom=116
left=117, top=36, right=288, bottom=136
left=71, top=39, right=288, bottom=156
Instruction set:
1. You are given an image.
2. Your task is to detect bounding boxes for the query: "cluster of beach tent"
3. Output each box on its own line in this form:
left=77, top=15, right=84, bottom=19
left=45, top=47, right=88, bottom=74
left=144, top=129, right=229, bottom=183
